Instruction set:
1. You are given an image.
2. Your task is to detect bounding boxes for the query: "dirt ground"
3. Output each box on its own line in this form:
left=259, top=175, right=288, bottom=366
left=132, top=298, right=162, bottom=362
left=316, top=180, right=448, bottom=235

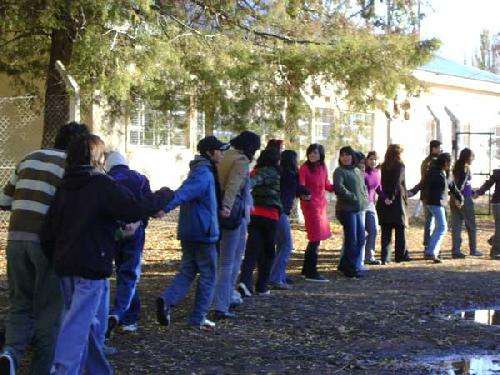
left=0, top=215, right=499, bottom=374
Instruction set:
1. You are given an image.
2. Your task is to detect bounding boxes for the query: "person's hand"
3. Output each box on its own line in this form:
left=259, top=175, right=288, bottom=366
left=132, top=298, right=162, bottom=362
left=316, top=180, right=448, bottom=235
left=220, top=207, right=231, bottom=218
left=472, top=192, right=479, bottom=199
left=384, top=198, right=393, bottom=205
left=122, top=221, right=141, bottom=237
left=407, top=191, right=415, bottom=198
left=302, top=194, right=311, bottom=201
left=153, top=210, right=166, bottom=218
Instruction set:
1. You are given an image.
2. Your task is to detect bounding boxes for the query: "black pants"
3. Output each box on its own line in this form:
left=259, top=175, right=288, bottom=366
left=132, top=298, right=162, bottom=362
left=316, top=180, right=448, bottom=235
left=239, top=215, right=278, bottom=293
left=302, top=241, right=320, bottom=277
left=381, top=224, right=408, bottom=262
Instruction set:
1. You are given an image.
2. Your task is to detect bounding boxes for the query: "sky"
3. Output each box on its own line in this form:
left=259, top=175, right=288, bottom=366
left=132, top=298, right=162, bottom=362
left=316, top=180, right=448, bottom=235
left=419, top=0, right=500, bottom=65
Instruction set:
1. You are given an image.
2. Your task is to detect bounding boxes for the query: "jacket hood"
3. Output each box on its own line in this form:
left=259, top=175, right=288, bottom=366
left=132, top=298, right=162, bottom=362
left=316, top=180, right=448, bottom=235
left=189, top=155, right=212, bottom=171
left=105, top=151, right=129, bottom=172
left=61, top=165, right=105, bottom=190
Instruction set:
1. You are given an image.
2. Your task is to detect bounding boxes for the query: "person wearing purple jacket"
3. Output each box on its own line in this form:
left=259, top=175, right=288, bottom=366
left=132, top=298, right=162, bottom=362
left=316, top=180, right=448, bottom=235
left=474, top=167, right=500, bottom=259
left=364, top=151, right=382, bottom=265
left=104, top=151, right=153, bottom=336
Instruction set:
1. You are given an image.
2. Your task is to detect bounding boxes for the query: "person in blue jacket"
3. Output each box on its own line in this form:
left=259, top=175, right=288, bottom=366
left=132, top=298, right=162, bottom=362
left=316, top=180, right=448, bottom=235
left=156, top=135, right=229, bottom=329
left=104, top=151, right=153, bottom=336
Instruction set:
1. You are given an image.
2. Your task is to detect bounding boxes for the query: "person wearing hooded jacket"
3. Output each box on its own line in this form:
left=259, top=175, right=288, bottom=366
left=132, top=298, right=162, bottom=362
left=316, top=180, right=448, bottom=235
left=423, top=153, right=463, bottom=263
left=40, top=134, right=173, bottom=375
left=156, top=136, right=229, bottom=330
left=104, top=151, right=154, bottom=336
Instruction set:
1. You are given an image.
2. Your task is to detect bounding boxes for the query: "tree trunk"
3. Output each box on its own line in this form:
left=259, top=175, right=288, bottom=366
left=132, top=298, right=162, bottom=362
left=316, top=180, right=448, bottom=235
left=42, top=6, right=75, bottom=148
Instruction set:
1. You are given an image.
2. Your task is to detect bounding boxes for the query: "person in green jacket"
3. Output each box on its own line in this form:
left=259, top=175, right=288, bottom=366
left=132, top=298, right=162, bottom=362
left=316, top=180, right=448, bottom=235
left=334, top=146, right=369, bottom=278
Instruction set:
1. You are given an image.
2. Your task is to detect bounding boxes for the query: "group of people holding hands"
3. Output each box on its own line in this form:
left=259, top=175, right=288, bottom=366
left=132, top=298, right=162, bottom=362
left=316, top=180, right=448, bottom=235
left=0, top=122, right=499, bottom=375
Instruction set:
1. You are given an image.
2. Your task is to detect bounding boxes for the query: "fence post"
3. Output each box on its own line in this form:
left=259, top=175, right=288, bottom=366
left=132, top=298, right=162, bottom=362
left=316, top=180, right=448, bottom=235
left=55, top=60, right=80, bottom=122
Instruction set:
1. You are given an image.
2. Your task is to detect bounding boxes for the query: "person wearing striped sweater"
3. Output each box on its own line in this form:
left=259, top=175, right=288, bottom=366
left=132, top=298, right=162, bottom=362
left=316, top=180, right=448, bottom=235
left=0, top=122, right=89, bottom=375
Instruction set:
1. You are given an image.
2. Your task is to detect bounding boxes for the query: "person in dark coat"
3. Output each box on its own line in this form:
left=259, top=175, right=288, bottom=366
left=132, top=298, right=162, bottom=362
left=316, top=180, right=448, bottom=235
left=41, top=134, right=173, bottom=375
left=376, top=144, right=411, bottom=264
left=475, top=168, right=500, bottom=259
left=423, top=153, right=462, bottom=263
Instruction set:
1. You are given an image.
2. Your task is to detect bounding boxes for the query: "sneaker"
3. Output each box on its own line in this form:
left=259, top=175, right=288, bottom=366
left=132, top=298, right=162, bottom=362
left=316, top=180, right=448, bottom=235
left=270, top=282, right=292, bottom=290
left=238, top=283, right=252, bottom=298
left=452, top=252, right=467, bottom=259
left=156, top=297, right=171, bottom=326
left=424, top=254, right=442, bottom=263
left=470, top=250, right=483, bottom=257
left=103, top=344, right=118, bottom=356
left=304, top=274, right=330, bottom=283
left=366, top=259, right=382, bottom=265
left=120, top=323, right=138, bottom=332
left=105, top=315, right=119, bottom=338
left=256, top=290, right=271, bottom=296
left=193, top=319, right=215, bottom=330
left=491, top=254, right=500, bottom=260
left=0, top=352, right=15, bottom=375
left=213, top=310, right=236, bottom=320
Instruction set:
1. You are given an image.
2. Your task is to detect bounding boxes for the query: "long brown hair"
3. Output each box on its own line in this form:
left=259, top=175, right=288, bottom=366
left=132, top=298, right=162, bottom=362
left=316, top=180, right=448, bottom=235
left=453, top=148, right=473, bottom=180
left=66, top=134, right=105, bottom=168
left=381, top=144, right=404, bottom=171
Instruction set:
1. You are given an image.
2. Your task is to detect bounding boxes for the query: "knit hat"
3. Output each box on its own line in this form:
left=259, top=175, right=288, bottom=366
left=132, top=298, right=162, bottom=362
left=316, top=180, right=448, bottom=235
left=105, top=151, right=129, bottom=172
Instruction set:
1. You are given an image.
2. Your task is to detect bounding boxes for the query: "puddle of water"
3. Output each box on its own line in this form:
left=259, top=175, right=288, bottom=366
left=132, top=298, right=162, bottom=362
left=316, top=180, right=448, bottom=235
left=451, top=309, right=500, bottom=326
left=440, top=356, right=500, bottom=374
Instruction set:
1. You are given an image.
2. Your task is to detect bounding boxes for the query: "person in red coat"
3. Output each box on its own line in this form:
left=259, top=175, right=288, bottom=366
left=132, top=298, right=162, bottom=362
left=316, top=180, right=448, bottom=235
left=299, top=144, right=334, bottom=282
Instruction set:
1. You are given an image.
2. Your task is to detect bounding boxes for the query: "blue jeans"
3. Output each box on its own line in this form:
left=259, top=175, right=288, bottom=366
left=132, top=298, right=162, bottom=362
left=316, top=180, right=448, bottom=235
left=270, top=214, right=293, bottom=284
left=426, top=205, right=447, bottom=258
left=97, top=280, right=109, bottom=346
left=213, top=219, right=247, bottom=313
left=423, top=203, right=434, bottom=251
left=337, top=211, right=365, bottom=277
left=364, top=204, right=378, bottom=262
left=53, top=277, right=112, bottom=375
left=160, top=241, right=217, bottom=325
left=111, top=225, right=145, bottom=325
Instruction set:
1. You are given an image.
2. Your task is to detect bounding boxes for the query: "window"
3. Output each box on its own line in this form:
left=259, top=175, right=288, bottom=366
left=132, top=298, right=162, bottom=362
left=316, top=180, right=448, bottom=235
left=128, top=102, right=188, bottom=148
left=314, top=108, right=335, bottom=141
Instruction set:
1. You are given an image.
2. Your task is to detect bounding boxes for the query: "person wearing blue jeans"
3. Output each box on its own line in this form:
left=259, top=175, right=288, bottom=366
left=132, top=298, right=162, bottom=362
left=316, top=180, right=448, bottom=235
left=334, top=146, right=369, bottom=278
left=109, top=225, right=145, bottom=329
left=270, top=213, right=293, bottom=286
left=159, top=242, right=217, bottom=326
left=423, top=153, right=462, bottom=263
left=156, top=136, right=228, bottom=329
left=40, top=135, right=173, bottom=375
left=269, top=150, right=309, bottom=289
left=104, top=152, right=153, bottom=335
left=54, top=277, right=112, bottom=375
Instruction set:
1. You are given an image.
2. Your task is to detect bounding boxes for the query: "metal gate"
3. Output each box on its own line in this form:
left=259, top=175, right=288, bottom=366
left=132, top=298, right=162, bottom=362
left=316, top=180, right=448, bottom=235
left=455, top=131, right=494, bottom=215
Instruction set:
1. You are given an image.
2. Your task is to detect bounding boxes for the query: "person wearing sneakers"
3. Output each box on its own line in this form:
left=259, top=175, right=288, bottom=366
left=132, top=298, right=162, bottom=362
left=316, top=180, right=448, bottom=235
left=0, top=122, right=89, bottom=375
left=104, top=151, right=154, bottom=336
left=298, top=144, right=334, bottom=282
left=238, top=148, right=282, bottom=297
left=334, top=146, right=369, bottom=278
left=423, top=153, right=462, bottom=263
left=269, top=150, right=310, bottom=290
left=363, top=151, right=383, bottom=266
left=40, top=135, right=173, bottom=375
left=450, top=148, right=483, bottom=259
left=474, top=167, right=500, bottom=259
left=212, top=131, right=261, bottom=320
left=156, top=136, right=229, bottom=329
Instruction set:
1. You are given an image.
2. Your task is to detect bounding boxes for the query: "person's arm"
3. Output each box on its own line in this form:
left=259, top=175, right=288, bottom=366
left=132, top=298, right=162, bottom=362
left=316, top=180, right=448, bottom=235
left=222, top=157, right=248, bottom=211
left=298, top=164, right=306, bottom=186
left=449, top=179, right=463, bottom=205
left=408, top=158, right=428, bottom=195
left=475, top=172, right=496, bottom=196
left=0, top=164, right=19, bottom=210
left=163, top=168, right=208, bottom=212
left=324, top=166, right=334, bottom=193
left=333, top=169, right=356, bottom=201
left=102, top=177, right=174, bottom=222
